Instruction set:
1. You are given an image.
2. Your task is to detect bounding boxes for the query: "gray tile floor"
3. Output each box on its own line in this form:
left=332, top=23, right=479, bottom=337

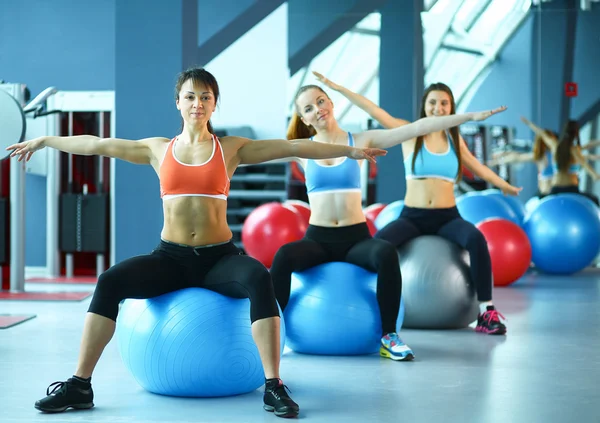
left=1, top=270, right=599, bottom=423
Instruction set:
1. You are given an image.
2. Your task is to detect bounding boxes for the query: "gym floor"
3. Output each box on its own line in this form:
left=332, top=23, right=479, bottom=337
left=2, top=269, right=599, bottom=423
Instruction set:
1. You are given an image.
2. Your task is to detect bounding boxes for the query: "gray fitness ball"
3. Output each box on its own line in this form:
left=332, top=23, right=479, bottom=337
left=398, top=236, right=479, bottom=329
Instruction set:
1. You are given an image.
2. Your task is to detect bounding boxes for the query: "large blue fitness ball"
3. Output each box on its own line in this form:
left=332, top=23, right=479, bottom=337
left=285, top=262, right=405, bottom=355
left=523, top=195, right=600, bottom=274
left=456, top=191, right=519, bottom=226
left=481, top=189, right=526, bottom=225
left=117, top=288, right=286, bottom=397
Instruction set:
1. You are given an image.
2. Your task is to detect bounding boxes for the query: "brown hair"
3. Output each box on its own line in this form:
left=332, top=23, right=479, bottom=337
left=412, top=83, right=462, bottom=180
left=532, top=129, right=557, bottom=161
left=286, top=85, right=329, bottom=140
left=555, top=120, right=580, bottom=172
left=174, top=67, right=219, bottom=134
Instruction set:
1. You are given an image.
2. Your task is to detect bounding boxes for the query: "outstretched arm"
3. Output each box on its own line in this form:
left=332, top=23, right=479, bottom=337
left=6, top=135, right=162, bottom=165
left=520, top=116, right=558, bottom=152
left=581, top=140, right=600, bottom=151
left=487, top=151, right=534, bottom=166
left=572, top=147, right=600, bottom=180
left=313, top=71, right=409, bottom=129
left=354, top=106, right=507, bottom=149
left=233, top=137, right=386, bottom=165
left=460, top=136, right=522, bottom=195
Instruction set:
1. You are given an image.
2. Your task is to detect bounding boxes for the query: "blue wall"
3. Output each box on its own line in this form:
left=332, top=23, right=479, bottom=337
left=198, top=0, right=255, bottom=45
left=114, top=1, right=184, bottom=262
left=0, top=0, right=115, bottom=267
left=571, top=6, right=600, bottom=122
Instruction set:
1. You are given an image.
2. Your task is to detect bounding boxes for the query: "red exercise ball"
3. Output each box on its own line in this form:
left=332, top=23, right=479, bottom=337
left=476, top=218, right=532, bottom=287
left=363, top=203, right=387, bottom=223
left=283, top=200, right=311, bottom=233
left=242, top=202, right=305, bottom=267
left=366, top=217, right=377, bottom=236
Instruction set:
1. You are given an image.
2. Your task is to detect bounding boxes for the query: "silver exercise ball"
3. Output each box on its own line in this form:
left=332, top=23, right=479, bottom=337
left=398, top=236, right=479, bottom=329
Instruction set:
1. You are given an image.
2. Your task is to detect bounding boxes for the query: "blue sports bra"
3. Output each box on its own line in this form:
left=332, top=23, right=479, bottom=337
left=305, top=133, right=361, bottom=195
left=539, top=151, right=554, bottom=180
left=552, top=161, right=581, bottom=175
left=403, top=131, right=459, bottom=182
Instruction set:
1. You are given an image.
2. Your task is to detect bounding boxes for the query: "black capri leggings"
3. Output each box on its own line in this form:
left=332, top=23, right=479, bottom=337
left=375, top=206, right=493, bottom=302
left=540, top=185, right=600, bottom=206
left=88, top=240, right=279, bottom=323
left=270, top=222, right=402, bottom=336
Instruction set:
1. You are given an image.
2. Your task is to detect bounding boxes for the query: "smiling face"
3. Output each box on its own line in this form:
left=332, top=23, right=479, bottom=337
left=295, top=86, right=334, bottom=130
left=424, top=90, right=452, bottom=117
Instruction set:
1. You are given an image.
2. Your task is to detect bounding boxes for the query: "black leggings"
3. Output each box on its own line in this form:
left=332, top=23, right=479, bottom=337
left=88, top=240, right=279, bottom=322
left=375, top=206, right=493, bottom=302
left=540, top=185, right=600, bottom=206
left=270, top=222, right=401, bottom=335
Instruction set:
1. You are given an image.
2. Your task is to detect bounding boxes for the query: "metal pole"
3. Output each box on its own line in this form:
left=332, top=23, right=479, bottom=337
left=65, top=112, right=74, bottom=278
left=9, top=159, right=26, bottom=292
left=46, top=109, right=60, bottom=277
left=96, top=112, right=105, bottom=277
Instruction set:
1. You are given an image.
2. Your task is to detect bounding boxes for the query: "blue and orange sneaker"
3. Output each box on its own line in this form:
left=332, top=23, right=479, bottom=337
left=380, top=333, right=414, bottom=361
left=475, top=306, right=507, bottom=335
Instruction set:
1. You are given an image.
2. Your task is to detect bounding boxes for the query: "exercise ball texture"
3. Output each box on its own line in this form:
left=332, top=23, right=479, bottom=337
left=456, top=192, right=519, bottom=226
left=476, top=218, right=531, bottom=286
left=481, top=189, right=526, bottom=225
left=242, top=202, right=304, bottom=267
left=285, top=262, right=405, bottom=355
left=523, top=195, right=600, bottom=274
left=117, top=288, right=285, bottom=397
left=398, top=236, right=479, bottom=329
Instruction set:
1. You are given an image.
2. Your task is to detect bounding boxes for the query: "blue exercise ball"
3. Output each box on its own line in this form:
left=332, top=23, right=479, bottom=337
left=374, top=200, right=405, bottom=230
left=523, top=195, right=600, bottom=274
left=456, top=191, right=519, bottom=225
left=524, top=196, right=541, bottom=219
left=117, top=288, right=286, bottom=397
left=481, top=189, right=526, bottom=225
left=285, top=262, right=405, bottom=355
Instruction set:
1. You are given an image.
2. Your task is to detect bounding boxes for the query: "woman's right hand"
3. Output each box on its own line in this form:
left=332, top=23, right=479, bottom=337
left=470, top=106, right=508, bottom=121
left=6, top=137, right=46, bottom=162
left=313, top=71, right=341, bottom=91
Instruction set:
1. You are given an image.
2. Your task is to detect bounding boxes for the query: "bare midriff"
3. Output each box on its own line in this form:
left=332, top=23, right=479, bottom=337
left=160, top=196, right=232, bottom=246
left=307, top=191, right=367, bottom=227
left=403, top=178, right=456, bottom=209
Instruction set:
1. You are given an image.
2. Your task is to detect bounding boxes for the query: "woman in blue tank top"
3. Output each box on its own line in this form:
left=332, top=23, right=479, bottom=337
left=488, top=130, right=558, bottom=196
left=521, top=117, right=600, bottom=205
left=314, top=72, right=522, bottom=335
left=270, top=83, right=507, bottom=358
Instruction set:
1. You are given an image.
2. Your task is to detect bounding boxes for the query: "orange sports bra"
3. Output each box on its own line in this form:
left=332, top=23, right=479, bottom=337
left=159, top=134, right=230, bottom=201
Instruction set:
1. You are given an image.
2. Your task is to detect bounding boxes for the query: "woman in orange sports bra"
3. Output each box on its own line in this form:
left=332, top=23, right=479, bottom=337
left=7, top=67, right=387, bottom=419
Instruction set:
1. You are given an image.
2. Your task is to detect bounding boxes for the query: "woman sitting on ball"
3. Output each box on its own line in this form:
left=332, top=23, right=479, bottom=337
left=314, top=71, right=521, bottom=335
left=487, top=129, right=558, bottom=196
left=270, top=79, right=508, bottom=358
left=521, top=117, right=600, bottom=205
left=7, top=67, right=389, bottom=419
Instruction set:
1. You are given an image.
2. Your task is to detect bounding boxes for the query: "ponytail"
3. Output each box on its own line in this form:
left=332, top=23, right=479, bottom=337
left=287, top=112, right=316, bottom=140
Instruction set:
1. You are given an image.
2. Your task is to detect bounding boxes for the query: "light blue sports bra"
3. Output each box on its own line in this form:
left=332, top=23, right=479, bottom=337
left=539, top=151, right=554, bottom=180
left=403, top=131, right=459, bottom=182
left=305, top=133, right=361, bottom=195
left=552, top=161, right=581, bottom=175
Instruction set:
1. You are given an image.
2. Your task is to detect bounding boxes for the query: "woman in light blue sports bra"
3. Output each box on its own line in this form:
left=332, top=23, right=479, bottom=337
left=521, top=118, right=600, bottom=205
left=487, top=130, right=558, bottom=196
left=315, top=72, right=521, bottom=335
left=270, top=83, right=506, bottom=357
